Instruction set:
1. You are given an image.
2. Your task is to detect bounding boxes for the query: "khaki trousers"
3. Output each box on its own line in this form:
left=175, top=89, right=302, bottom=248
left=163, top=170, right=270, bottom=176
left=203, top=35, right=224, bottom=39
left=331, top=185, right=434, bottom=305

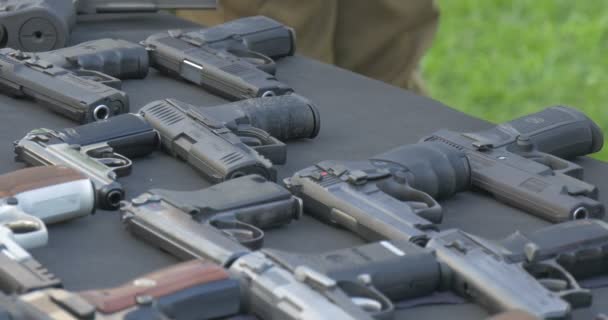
left=177, top=0, right=439, bottom=94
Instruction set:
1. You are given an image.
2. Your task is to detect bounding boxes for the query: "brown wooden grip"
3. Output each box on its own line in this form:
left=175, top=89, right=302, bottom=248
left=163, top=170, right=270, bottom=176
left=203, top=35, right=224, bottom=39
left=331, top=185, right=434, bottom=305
left=78, top=260, right=230, bottom=313
left=486, top=311, right=540, bottom=320
left=0, top=166, right=87, bottom=198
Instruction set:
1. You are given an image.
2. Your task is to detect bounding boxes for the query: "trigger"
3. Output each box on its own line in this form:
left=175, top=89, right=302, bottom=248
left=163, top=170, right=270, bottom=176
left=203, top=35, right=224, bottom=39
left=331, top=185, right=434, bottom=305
left=4, top=220, right=41, bottom=234
left=351, top=297, right=383, bottom=313
left=538, top=278, right=569, bottom=291
left=240, top=136, right=262, bottom=146
left=221, top=228, right=255, bottom=242
left=98, top=158, right=129, bottom=167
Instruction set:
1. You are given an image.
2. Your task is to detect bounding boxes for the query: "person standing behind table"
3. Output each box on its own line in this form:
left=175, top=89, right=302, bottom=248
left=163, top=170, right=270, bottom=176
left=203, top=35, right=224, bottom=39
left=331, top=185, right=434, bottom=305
left=177, top=0, right=439, bottom=95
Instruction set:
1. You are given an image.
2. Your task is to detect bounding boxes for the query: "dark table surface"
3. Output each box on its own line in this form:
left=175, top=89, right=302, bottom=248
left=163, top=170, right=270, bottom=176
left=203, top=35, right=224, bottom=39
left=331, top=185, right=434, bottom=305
left=2, top=13, right=606, bottom=319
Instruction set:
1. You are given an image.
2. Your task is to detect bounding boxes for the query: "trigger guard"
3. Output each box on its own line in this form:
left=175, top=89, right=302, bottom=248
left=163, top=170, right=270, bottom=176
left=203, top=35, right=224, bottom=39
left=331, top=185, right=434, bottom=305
left=521, top=150, right=583, bottom=178
left=0, top=211, right=48, bottom=250
left=228, top=49, right=276, bottom=75
left=209, top=219, right=264, bottom=250
left=525, top=260, right=591, bottom=307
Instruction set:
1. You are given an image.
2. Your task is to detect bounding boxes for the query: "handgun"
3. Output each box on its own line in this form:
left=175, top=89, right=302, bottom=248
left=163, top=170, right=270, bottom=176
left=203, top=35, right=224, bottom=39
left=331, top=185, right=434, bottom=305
left=121, top=175, right=302, bottom=265
left=284, top=141, right=471, bottom=244
left=3, top=260, right=241, bottom=320
left=422, top=219, right=608, bottom=318
left=139, top=94, right=320, bottom=182
left=142, top=15, right=295, bottom=100
left=0, top=38, right=148, bottom=123
left=0, top=165, right=97, bottom=294
left=120, top=175, right=402, bottom=319
left=0, top=0, right=215, bottom=51
left=230, top=251, right=379, bottom=320
left=263, top=240, right=440, bottom=305
left=0, top=165, right=95, bottom=224
left=14, top=114, right=160, bottom=210
left=0, top=205, right=59, bottom=294
left=422, top=106, right=605, bottom=222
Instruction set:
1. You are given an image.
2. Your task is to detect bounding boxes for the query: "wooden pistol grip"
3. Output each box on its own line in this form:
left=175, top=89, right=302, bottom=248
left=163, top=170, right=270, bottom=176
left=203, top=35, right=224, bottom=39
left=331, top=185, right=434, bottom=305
left=0, top=166, right=87, bottom=198
left=486, top=310, right=540, bottom=320
left=78, top=260, right=230, bottom=313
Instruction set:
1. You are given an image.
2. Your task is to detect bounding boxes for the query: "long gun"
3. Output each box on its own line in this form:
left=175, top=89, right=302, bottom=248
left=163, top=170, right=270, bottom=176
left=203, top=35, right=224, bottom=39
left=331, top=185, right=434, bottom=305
left=14, top=114, right=159, bottom=209
left=285, top=141, right=471, bottom=244
left=142, top=15, right=295, bottom=100
left=139, top=95, right=319, bottom=182
left=0, top=38, right=148, bottom=123
left=422, top=106, right=604, bottom=222
left=1, top=260, right=241, bottom=320
left=0, top=0, right=215, bottom=51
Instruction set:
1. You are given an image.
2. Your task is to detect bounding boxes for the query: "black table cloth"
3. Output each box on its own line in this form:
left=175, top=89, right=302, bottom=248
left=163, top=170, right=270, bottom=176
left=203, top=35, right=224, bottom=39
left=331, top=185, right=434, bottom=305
left=0, top=13, right=604, bottom=319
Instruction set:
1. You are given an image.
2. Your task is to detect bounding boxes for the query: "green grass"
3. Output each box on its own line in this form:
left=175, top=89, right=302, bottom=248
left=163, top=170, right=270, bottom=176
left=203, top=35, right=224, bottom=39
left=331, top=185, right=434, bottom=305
left=422, top=0, right=608, bottom=160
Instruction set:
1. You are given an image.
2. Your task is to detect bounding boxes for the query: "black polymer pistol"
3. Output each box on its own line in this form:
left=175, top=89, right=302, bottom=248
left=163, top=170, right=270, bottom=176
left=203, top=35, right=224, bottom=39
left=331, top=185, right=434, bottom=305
left=422, top=106, right=605, bottom=222
left=0, top=38, right=148, bottom=123
left=121, top=175, right=302, bottom=265
left=142, top=15, right=295, bottom=100
left=285, top=142, right=471, bottom=244
left=14, top=114, right=159, bottom=210
left=139, top=94, right=320, bottom=182
left=0, top=0, right=215, bottom=51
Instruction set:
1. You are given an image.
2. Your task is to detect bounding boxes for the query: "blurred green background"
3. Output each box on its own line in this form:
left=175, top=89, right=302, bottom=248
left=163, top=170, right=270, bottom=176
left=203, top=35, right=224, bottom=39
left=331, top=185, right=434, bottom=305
left=421, top=0, right=608, bottom=160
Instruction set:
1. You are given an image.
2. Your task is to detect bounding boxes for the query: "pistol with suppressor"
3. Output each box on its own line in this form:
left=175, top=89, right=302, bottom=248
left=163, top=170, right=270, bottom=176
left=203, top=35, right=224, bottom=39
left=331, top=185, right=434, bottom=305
left=121, top=174, right=302, bottom=265
left=0, top=259, right=241, bottom=320
left=14, top=114, right=160, bottom=210
left=0, top=0, right=215, bottom=51
left=139, top=95, right=320, bottom=182
left=142, top=15, right=295, bottom=100
left=0, top=38, right=148, bottom=123
left=285, top=141, right=471, bottom=244
left=422, top=105, right=605, bottom=222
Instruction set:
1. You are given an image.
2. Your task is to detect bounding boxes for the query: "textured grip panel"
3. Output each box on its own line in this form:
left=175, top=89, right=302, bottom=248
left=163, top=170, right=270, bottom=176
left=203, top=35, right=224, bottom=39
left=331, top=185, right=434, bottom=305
left=469, top=106, right=604, bottom=158
left=204, top=94, right=320, bottom=140
left=183, top=15, right=295, bottom=58
left=0, top=166, right=85, bottom=198
left=370, top=142, right=471, bottom=199
left=38, top=38, right=149, bottom=79
left=56, top=114, right=159, bottom=158
left=79, top=260, right=229, bottom=313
